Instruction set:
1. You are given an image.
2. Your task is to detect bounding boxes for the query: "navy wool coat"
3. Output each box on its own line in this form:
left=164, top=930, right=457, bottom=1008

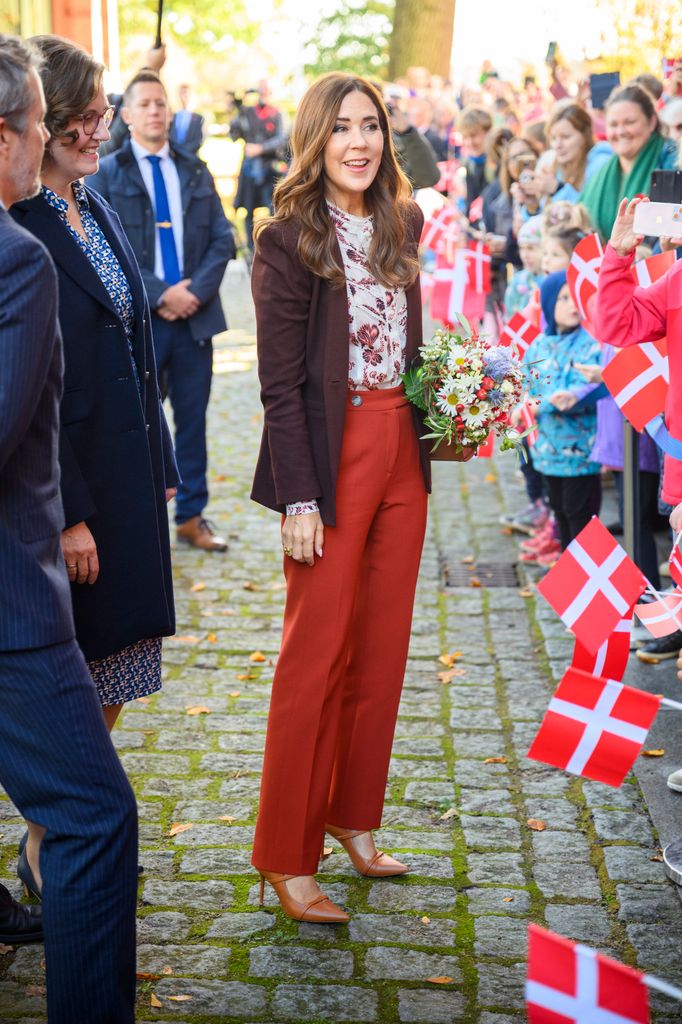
left=11, top=188, right=179, bottom=662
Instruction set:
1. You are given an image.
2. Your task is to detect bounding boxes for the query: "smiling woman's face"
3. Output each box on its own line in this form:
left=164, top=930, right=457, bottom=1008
left=605, top=100, right=656, bottom=165
left=323, top=90, right=384, bottom=212
left=46, top=83, right=111, bottom=184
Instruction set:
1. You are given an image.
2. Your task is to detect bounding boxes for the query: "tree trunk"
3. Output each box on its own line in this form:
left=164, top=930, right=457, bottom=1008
left=389, top=0, right=456, bottom=80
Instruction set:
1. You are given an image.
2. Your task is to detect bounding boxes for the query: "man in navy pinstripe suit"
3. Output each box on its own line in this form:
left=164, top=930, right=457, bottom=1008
left=0, top=36, right=138, bottom=1022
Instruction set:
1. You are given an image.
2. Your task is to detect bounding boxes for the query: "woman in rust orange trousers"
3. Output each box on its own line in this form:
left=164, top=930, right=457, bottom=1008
left=250, top=72, right=471, bottom=923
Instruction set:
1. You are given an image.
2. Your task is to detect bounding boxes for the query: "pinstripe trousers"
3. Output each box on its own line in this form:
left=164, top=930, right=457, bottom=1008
left=0, top=639, right=137, bottom=1023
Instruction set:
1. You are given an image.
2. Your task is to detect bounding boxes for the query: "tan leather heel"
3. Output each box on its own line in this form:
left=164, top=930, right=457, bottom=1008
left=257, top=871, right=349, bottom=923
left=325, top=824, right=409, bottom=877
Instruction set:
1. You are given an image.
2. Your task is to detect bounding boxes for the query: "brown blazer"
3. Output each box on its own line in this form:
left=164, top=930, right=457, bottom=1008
left=250, top=200, right=431, bottom=526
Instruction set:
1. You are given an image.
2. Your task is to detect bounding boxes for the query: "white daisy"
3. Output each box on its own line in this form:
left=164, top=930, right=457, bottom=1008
left=462, top=402, right=489, bottom=427
left=436, top=380, right=463, bottom=417
left=447, top=344, right=469, bottom=370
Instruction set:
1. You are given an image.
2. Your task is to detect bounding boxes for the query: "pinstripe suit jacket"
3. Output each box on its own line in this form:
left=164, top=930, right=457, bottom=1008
left=0, top=208, right=75, bottom=651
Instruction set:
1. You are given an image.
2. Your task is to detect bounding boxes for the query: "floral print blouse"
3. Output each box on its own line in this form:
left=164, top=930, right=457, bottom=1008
left=41, top=182, right=139, bottom=386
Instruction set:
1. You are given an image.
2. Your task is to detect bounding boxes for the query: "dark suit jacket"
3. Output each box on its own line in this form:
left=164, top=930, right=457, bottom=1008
left=88, top=139, right=235, bottom=342
left=11, top=188, right=179, bottom=662
left=0, top=209, right=75, bottom=651
left=170, top=111, right=205, bottom=155
left=250, top=202, right=431, bottom=526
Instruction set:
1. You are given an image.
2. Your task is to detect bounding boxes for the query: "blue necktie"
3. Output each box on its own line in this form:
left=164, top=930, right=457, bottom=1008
left=146, top=154, right=181, bottom=285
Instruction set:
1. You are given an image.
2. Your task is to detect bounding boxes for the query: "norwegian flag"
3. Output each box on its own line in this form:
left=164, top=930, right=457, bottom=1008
left=601, top=338, right=668, bottom=432
left=635, top=588, right=682, bottom=638
left=632, top=249, right=675, bottom=287
left=571, top=613, right=632, bottom=682
left=527, top=924, right=650, bottom=1024
left=669, top=537, right=682, bottom=588
left=435, top=159, right=460, bottom=193
left=420, top=204, right=458, bottom=251
left=498, top=311, right=540, bottom=360
left=567, top=233, right=604, bottom=322
left=518, top=394, right=539, bottom=446
left=467, top=240, right=492, bottom=294
left=527, top=666, right=661, bottom=786
left=431, top=251, right=485, bottom=326
left=538, top=517, right=647, bottom=654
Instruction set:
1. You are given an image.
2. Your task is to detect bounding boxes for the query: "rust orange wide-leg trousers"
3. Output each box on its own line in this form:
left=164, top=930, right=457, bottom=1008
left=252, top=387, right=428, bottom=875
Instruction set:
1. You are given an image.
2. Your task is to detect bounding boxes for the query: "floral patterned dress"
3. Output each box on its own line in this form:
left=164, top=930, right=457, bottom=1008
left=42, top=183, right=162, bottom=707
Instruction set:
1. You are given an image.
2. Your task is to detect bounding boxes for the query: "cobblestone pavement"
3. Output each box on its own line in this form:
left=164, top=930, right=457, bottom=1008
left=2, top=261, right=682, bottom=1023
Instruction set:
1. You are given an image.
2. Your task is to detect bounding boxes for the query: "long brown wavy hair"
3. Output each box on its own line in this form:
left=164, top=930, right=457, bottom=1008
left=547, top=102, right=594, bottom=190
left=256, top=73, right=418, bottom=290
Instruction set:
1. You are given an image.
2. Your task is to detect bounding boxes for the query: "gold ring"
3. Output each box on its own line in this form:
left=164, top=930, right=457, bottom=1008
left=283, top=546, right=293, bottom=557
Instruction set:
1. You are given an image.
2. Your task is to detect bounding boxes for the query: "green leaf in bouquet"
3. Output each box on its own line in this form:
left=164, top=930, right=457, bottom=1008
left=453, top=313, right=473, bottom=338
left=401, top=367, right=429, bottom=412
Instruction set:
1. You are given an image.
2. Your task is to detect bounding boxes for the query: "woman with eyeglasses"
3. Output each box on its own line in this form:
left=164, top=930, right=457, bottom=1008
left=10, top=35, right=178, bottom=897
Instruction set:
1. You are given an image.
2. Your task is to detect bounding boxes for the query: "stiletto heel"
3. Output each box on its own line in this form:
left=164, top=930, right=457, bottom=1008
left=17, top=847, right=41, bottom=901
left=325, top=824, right=409, bottom=877
left=257, top=870, right=349, bottom=923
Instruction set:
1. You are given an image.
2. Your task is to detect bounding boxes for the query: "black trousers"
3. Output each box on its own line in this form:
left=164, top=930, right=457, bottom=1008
left=544, top=474, right=602, bottom=550
left=613, top=469, right=664, bottom=590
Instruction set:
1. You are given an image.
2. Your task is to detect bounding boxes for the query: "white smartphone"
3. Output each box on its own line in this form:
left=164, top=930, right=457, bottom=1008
left=633, top=201, right=682, bottom=237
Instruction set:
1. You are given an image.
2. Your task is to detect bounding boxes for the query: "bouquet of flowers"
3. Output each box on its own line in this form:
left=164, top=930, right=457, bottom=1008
left=402, top=322, right=528, bottom=456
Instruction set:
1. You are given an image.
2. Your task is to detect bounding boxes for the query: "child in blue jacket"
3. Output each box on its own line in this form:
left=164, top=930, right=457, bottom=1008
left=525, top=271, right=603, bottom=552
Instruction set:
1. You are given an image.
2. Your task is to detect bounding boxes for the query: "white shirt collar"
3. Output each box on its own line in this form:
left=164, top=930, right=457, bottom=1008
left=130, top=138, right=172, bottom=163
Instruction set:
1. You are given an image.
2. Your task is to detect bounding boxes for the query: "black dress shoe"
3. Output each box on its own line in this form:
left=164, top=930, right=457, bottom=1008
left=0, top=883, right=43, bottom=944
left=636, top=630, right=682, bottom=663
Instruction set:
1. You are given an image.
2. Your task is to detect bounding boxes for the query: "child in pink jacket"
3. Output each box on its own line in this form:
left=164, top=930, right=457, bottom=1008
left=595, top=196, right=682, bottom=533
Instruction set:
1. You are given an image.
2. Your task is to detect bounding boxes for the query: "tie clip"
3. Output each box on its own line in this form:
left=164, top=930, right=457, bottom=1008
left=156, top=221, right=172, bottom=228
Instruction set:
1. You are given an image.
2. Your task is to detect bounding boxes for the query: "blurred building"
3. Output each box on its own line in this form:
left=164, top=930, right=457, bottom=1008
left=1, top=0, right=120, bottom=76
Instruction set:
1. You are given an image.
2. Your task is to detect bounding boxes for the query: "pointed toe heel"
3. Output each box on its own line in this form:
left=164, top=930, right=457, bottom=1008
left=325, top=824, right=409, bottom=877
left=17, top=847, right=41, bottom=901
left=257, top=871, right=349, bottom=924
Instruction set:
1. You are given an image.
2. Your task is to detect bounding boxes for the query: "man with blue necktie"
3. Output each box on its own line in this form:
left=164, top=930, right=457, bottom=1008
left=90, top=71, right=235, bottom=551
left=170, top=83, right=205, bottom=156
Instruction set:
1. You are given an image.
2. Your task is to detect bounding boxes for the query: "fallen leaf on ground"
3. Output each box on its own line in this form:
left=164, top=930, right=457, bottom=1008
left=150, top=993, right=162, bottom=1008
left=0, top=944, right=13, bottom=955
left=527, top=818, right=547, bottom=831
left=243, top=581, right=260, bottom=591
left=439, top=808, right=457, bottom=821
left=651, top=854, right=664, bottom=862
left=502, top=896, right=514, bottom=903
left=249, top=651, right=267, bottom=663
left=438, top=652, right=463, bottom=667
left=186, top=705, right=211, bottom=716
left=642, top=749, right=665, bottom=757
left=168, top=822, right=194, bottom=837
left=136, top=696, right=151, bottom=705
left=213, top=474, right=227, bottom=482
left=320, top=845, right=333, bottom=858
left=484, top=474, right=497, bottom=483
left=229, top=691, right=241, bottom=698
left=461, top=555, right=475, bottom=564
left=484, top=757, right=508, bottom=764
left=518, top=588, right=533, bottom=598
left=421, top=916, right=431, bottom=925
left=206, top=633, right=217, bottom=644
left=175, top=635, right=200, bottom=644
left=137, top=972, right=161, bottom=981
left=168, top=995, right=192, bottom=1002
left=500, top=526, right=513, bottom=535
left=236, top=672, right=258, bottom=681
left=469, top=577, right=482, bottom=587
left=426, top=976, right=454, bottom=984
left=219, top=815, right=236, bottom=823
left=190, top=582, right=206, bottom=592
left=162, top=966, right=173, bottom=975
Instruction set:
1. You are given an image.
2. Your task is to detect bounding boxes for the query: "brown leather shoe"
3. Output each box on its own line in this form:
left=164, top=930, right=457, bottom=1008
left=176, top=516, right=227, bottom=552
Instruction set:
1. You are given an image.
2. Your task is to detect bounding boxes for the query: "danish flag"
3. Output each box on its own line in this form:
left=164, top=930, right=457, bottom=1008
left=420, top=204, right=458, bottom=251
left=526, top=924, right=650, bottom=1024
left=538, top=517, right=647, bottom=653
left=567, top=233, right=604, bottom=322
left=571, top=613, right=632, bottom=682
left=498, top=311, right=540, bottom=360
left=601, top=338, right=669, bottom=432
left=634, top=588, right=682, bottom=638
left=431, top=251, right=486, bottom=326
left=631, top=249, right=675, bottom=287
left=467, top=240, right=492, bottom=294
left=527, top=666, right=661, bottom=786
left=669, top=537, right=682, bottom=588
left=468, top=195, right=484, bottom=223
left=435, top=159, right=460, bottom=194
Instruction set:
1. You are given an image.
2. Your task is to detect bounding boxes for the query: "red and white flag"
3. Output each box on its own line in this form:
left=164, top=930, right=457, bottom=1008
left=518, top=394, right=539, bottom=446
left=527, top=666, right=660, bottom=786
left=420, top=271, right=434, bottom=306
left=475, top=431, right=495, bottom=458
left=435, top=159, right=460, bottom=194
left=632, top=250, right=675, bottom=287
left=538, top=517, right=647, bottom=653
left=431, top=251, right=485, bottom=325
left=420, top=204, right=457, bottom=251
left=567, top=233, right=604, bottom=322
left=601, top=338, right=668, bottom=433
left=526, top=924, right=650, bottom=1024
left=635, top=588, right=682, bottom=638
left=466, top=240, right=492, bottom=294
left=498, top=311, right=540, bottom=360
left=669, top=537, right=682, bottom=588
left=571, top=613, right=632, bottom=682
left=468, top=195, right=484, bottom=223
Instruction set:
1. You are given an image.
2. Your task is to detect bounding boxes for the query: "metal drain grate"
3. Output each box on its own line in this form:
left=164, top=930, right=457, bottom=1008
left=442, top=560, right=520, bottom=588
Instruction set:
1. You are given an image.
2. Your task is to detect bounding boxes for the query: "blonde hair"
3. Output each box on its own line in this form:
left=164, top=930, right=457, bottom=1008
left=542, top=200, right=593, bottom=234
left=458, top=105, right=493, bottom=134
left=257, top=72, right=418, bottom=290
